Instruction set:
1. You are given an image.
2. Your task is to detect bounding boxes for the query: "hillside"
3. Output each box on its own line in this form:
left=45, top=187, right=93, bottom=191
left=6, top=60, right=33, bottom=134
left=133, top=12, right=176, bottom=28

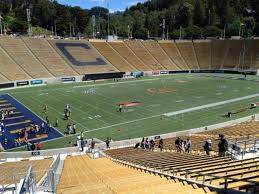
left=0, top=0, right=258, bottom=39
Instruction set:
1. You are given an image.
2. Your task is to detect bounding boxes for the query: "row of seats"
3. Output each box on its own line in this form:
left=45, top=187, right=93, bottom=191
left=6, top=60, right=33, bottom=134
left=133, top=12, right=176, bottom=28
left=106, top=147, right=259, bottom=192
left=0, top=157, right=53, bottom=185
left=0, top=38, right=258, bottom=83
left=57, top=155, right=217, bottom=194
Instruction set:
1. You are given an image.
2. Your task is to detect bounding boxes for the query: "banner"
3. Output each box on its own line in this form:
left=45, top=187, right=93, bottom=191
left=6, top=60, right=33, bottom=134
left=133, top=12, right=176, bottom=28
left=130, top=72, right=144, bottom=77
left=31, top=80, right=43, bottom=85
left=152, top=71, right=160, bottom=76
left=61, top=77, right=76, bottom=82
left=0, top=82, right=15, bottom=89
left=160, top=70, right=169, bottom=75
left=16, top=81, right=29, bottom=87
left=83, top=72, right=125, bottom=81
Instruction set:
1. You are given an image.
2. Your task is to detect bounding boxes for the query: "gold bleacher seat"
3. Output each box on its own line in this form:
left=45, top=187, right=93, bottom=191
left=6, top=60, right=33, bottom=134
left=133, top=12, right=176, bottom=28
left=141, top=41, right=180, bottom=70
left=90, top=41, right=135, bottom=72
left=108, top=41, right=151, bottom=71
left=57, top=155, right=215, bottom=194
left=125, top=41, right=165, bottom=70
left=176, top=41, right=199, bottom=69
left=0, top=158, right=53, bottom=185
left=159, top=41, right=189, bottom=70
left=193, top=40, right=210, bottom=69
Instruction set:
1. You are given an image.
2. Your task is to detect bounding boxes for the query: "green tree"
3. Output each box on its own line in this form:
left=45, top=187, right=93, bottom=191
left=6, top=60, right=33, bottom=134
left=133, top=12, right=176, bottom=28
left=193, top=0, right=204, bottom=26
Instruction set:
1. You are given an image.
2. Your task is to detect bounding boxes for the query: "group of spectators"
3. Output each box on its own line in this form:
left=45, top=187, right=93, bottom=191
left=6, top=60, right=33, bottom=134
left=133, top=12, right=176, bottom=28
left=26, top=141, right=42, bottom=155
left=204, top=134, right=228, bottom=156
left=135, top=137, right=156, bottom=150
left=175, top=137, right=192, bottom=153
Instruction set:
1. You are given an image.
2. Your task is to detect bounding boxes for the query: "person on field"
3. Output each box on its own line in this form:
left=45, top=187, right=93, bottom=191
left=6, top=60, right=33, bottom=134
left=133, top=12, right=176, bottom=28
left=218, top=134, right=228, bottom=157
left=119, top=104, right=123, bottom=113
left=43, top=104, right=48, bottom=113
left=55, top=118, right=59, bottom=127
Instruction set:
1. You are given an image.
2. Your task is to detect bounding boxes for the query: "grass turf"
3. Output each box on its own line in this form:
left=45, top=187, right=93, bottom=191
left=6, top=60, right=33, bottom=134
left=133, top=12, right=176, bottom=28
left=2, top=74, right=259, bottom=151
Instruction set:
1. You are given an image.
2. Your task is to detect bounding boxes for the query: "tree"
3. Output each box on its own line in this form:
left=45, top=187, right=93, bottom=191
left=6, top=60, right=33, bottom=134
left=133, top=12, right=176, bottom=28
left=215, top=0, right=230, bottom=26
left=175, top=1, right=192, bottom=28
left=193, top=0, right=204, bottom=26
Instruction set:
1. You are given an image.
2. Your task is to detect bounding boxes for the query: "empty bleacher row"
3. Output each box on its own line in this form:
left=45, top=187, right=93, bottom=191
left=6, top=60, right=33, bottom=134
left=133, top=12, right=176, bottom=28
left=0, top=37, right=258, bottom=83
left=0, top=157, right=53, bottom=185
left=57, top=155, right=217, bottom=194
left=106, top=147, right=259, bottom=192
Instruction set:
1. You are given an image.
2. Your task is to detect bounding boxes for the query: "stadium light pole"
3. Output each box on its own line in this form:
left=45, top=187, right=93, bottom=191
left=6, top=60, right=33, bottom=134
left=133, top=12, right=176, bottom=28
left=179, top=26, right=182, bottom=40
left=0, top=14, right=2, bottom=36
left=162, top=19, right=165, bottom=40
left=127, top=25, right=130, bottom=39
left=107, top=3, right=110, bottom=40
left=54, top=21, right=57, bottom=36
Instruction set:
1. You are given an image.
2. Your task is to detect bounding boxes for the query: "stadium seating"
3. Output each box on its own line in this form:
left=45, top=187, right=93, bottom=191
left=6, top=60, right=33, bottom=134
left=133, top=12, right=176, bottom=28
left=0, top=38, right=31, bottom=81
left=90, top=41, right=136, bottom=72
left=108, top=41, right=151, bottom=71
left=175, top=41, right=200, bottom=69
left=211, top=40, right=228, bottom=69
left=125, top=41, right=165, bottom=70
left=0, top=158, right=53, bottom=185
left=141, top=41, right=180, bottom=70
left=23, top=38, right=78, bottom=77
left=49, top=39, right=118, bottom=74
left=106, top=147, right=259, bottom=192
left=223, top=40, right=243, bottom=69
left=193, top=40, right=210, bottom=69
left=159, top=41, right=189, bottom=70
left=243, top=39, right=259, bottom=70
left=0, top=37, right=52, bottom=79
left=57, top=155, right=217, bottom=194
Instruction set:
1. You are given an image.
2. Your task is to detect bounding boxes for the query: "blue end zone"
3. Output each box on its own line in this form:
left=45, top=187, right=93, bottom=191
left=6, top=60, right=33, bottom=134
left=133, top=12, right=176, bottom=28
left=0, top=94, right=63, bottom=150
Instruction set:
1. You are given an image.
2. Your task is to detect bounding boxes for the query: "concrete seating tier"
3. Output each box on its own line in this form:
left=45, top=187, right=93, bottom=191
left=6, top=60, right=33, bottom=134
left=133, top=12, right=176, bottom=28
left=176, top=41, right=199, bottom=69
left=23, top=38, right=78, bottom=77
left=108, top=41, right=151, bottom=71
left=125, top=41, right=165, bottom=70
left=193, top=41, right=210, bottom=69
left=57, top=155, right=216, bottom=194
left=50, top=40, right=118, bottom=74
left=0, top=37, right=53, bottom=79
left=223, top=40, right=243, bottom=69
left=159, top=41, right=189, bottom=70
left=211, top=40, right=227, bottom=69
left=0, top=39, right=31, bottom=81
left=91, top=41, right=135, bottom=72
left=0, top=158, right=53, bottom=185
left=106, top=147, right=259, bottom=191
left=141, top=41, right=180, bottom=70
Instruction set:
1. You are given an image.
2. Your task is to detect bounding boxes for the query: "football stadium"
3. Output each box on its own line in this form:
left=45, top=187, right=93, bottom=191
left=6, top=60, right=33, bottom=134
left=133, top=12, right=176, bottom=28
left=0, top=0, right=259, bottom=193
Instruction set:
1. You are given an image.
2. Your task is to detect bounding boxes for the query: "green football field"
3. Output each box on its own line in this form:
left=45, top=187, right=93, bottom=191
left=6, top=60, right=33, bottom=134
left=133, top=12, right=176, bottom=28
left=2, top=74, right=259, bottom=151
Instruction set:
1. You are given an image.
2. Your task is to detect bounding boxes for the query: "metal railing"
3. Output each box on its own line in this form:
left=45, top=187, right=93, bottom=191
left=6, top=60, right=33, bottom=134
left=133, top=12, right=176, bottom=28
left=40, top=154, right=61, bottom=193
left=19, top=165, right=36, bottom=194
left=0, top=147, right=79, bottom=160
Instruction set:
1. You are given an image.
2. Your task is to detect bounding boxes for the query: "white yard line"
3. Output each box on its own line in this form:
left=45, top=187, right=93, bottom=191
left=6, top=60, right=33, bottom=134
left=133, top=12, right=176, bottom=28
left=164, top=93, right=259, bottom=117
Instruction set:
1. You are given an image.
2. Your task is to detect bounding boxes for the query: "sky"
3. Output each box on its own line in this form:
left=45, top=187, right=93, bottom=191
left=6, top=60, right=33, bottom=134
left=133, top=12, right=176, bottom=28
left=57, top=0, right=146, bottom=13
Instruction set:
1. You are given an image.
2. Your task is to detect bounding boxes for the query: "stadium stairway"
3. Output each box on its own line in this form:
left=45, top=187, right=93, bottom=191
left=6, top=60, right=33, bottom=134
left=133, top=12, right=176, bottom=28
left=0, top=95, right=63, bottom=150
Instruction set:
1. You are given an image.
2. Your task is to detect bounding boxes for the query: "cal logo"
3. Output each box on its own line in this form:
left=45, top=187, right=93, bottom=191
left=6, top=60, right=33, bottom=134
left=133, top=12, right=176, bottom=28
left=56, top=43, right=106, bottom=66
